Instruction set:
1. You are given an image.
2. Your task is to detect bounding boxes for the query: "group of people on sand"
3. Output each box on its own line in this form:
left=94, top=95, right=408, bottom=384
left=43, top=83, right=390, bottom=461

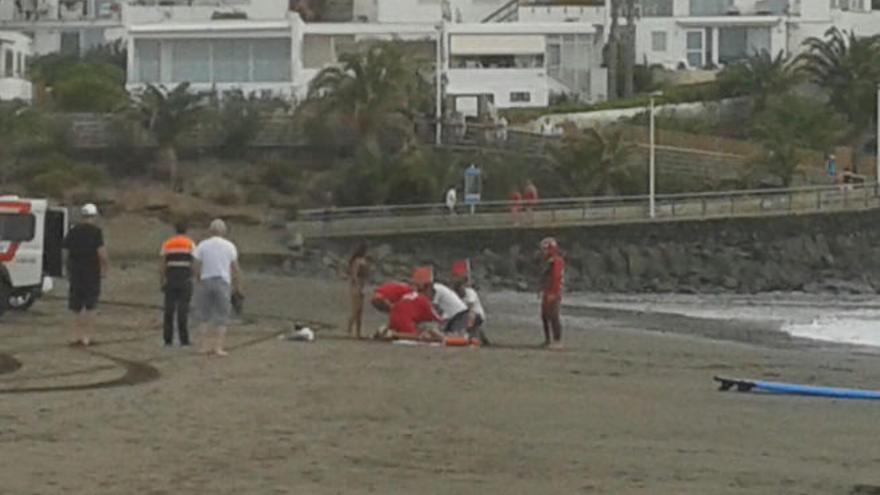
left=63, top=201, right=565, bottom=353
left=346, top=236, right=565, bottom=349
left=64, top=203, right=242, bottom=356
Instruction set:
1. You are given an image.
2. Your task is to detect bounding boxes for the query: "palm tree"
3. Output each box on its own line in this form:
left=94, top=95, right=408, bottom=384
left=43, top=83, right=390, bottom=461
left=797, top=27, right=880, bottom=171
left=303, top=43, right=422, bottom=153
left=605, top=0, right=621, bottom=100
left=549, top=126, right=635, bottom=196
left=718, top=50, right=799, bottom=113
left=621, top=0, right=637, bottom=98
left=130, top=83, right=205, bottom=188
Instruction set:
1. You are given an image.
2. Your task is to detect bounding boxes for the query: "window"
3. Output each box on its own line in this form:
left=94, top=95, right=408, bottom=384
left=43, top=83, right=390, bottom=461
left=0, top=214, right=36, bottom=242
left=3, top=50, right=12, bottom=77
left=651, top=31, right=667, bottom=52
left=60, top=31, right=81, bottom=56
left=172, top=40, right=211, bottom=83
left=689, top=0, right=727, bottom=15
left=16, top=52, right=23, bottom=76
left=135, top=40, right=160, bottom=83
left=510, top=91, right=531, bottom=102
left=686, top=30, right=704, bottom=68
left=639, top=0, right=673, bottom=16
left=213, top=39, right=251, bottom=83
left=252, top=39, right=291, bottom=82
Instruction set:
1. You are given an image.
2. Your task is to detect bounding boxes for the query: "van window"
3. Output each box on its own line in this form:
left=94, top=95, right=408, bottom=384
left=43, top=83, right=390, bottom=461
left=0, top=214, right=36, bottom=242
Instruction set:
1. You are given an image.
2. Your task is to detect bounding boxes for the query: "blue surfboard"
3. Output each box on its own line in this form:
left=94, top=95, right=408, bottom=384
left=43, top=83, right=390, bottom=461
left=714, top=376, right=880, bottom=401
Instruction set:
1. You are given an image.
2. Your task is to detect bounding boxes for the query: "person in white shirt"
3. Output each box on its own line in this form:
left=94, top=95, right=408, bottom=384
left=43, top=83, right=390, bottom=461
left=192, top=218, right=241, bottom=356
left=450, top=261, right=489, bottom=345
left=445, top=187, right=457, bottom=215
left=424, top=282, right=469, bottom=335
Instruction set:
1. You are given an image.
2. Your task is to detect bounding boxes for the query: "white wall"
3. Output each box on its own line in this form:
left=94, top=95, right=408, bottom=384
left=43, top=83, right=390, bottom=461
left=0, top=78, right=34, bottom=101
left=447, top=68, right=549, bottom=108
left=122, top=0, right=288, bottom=25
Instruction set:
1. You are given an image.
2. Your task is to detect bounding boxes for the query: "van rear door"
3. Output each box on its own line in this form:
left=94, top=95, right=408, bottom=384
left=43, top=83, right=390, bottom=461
left=43, top=208, right=67, bottom=278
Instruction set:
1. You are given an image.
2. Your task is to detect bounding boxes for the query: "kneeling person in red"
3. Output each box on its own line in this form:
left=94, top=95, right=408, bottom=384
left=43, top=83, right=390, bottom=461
left=387, top=292, right=442, bottom=340
left=371, top=282, right=413, bottom=313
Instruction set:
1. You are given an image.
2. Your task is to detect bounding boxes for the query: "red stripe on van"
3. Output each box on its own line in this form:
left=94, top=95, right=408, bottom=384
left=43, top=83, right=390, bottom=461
left=0, top=201, right=32, bottom=263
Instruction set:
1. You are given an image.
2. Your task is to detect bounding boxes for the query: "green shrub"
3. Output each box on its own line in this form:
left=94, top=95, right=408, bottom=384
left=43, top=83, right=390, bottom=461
left=23, top=155, right=106, bottom=198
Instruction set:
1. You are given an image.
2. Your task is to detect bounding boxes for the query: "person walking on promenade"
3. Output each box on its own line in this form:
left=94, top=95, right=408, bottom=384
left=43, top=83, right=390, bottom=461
left=63, top=203, right=108, bottom=346
left=193, top=219, right=241, bottom=356
left=446, top=186, right=458, bottom=215
left=539, top=237, right=564, bottom=349
left=160, top=221, right=195, bottom=347
left=347, top=242, right=369, bottom=339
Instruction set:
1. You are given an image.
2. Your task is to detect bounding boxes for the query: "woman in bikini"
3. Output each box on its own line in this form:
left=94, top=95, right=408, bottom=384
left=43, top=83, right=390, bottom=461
left=346, top=243, right=369, bottom=338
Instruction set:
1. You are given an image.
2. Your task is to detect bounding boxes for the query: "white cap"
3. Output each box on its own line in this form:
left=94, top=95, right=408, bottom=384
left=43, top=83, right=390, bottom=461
left=81, top=203, right=98, bottom=217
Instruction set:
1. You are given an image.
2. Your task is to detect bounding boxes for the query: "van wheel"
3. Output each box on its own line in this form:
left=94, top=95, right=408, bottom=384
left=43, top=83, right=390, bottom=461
left=8, top=290, right=35, bottom=311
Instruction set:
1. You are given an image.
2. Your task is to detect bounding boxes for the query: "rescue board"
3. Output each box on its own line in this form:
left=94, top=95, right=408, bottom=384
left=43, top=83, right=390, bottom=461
left=714, top=376, right=880, bottom=400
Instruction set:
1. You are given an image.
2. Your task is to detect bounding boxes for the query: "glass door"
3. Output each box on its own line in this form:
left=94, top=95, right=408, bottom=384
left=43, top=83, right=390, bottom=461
left=686, top=30, right=705, bottom=68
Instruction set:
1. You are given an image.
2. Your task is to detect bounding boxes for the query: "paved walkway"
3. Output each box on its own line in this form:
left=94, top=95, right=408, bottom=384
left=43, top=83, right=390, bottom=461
left=293, top=185, right=880, bottom=239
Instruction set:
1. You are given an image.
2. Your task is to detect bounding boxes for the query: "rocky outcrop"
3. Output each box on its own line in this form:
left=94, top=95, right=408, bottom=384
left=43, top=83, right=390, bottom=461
left=295, top=209, right=880, bottom=294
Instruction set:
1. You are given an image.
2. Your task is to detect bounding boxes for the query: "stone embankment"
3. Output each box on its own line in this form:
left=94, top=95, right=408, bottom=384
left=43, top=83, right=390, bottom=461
left=293, top=209, right=880, bottom=295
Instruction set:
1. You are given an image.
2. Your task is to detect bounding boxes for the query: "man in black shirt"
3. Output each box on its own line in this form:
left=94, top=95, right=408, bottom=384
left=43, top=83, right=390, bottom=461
left=62, top=203, right=108, bottom=346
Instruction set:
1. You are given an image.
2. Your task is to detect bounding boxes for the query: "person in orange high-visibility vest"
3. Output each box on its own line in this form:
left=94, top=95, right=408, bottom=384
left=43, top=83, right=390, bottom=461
left=159, top=222, right=195, bottom=347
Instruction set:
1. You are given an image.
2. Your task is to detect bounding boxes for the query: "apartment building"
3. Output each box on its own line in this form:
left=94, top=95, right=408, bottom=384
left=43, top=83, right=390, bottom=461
left=125, top=0, right=607, bottom=107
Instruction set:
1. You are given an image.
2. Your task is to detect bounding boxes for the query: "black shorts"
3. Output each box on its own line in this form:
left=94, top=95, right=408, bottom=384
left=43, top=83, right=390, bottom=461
left=69, top=281, right=100, bottom=312
left=443, top=310, right=470, bottom=334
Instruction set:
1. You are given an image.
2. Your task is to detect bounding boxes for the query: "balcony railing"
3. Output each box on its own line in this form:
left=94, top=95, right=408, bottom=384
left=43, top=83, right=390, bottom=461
left=293, top=183, right=880, bottom=238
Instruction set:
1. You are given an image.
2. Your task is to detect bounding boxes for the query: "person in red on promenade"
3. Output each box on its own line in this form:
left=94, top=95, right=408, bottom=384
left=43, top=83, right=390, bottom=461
left=509, top=189, right=522, bottom=224
left=539, top=237, right=564, bottom=349
left=370, top=281, right=413, bottom=313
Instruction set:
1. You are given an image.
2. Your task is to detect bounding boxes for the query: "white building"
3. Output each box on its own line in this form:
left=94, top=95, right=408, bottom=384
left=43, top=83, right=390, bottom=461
left=126, top=12, right=607, bottom=109
left=0, top=31, right=33, bottom=101
left=0, top=0, right=124, bottom=56
left=518, top=0, right=880, bottom=70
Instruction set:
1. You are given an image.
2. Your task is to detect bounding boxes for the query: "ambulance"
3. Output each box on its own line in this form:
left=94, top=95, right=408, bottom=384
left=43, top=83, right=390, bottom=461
left=0, top=196, right=67, bottom=316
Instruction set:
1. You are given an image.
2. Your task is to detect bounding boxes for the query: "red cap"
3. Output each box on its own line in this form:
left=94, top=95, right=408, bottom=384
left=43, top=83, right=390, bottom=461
left=411, top=266, right=434, bottom=286
left=451, top=259, right=470, bottom=279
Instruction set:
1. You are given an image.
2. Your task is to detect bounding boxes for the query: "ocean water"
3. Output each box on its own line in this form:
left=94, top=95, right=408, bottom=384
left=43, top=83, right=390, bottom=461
left=559, top=293, right=880, bottom=349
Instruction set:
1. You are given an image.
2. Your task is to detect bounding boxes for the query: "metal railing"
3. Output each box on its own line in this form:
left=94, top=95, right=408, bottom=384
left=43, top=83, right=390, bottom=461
left=292, top=183, right=880, bottom=238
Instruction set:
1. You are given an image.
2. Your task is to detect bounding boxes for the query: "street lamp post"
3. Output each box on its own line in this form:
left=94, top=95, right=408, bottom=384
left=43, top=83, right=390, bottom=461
left=649, top=94, right=657, bottom=219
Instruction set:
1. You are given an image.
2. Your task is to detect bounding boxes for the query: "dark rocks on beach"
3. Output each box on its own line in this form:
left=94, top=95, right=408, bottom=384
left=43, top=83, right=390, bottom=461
left=300, top=209, right=880, bottom=295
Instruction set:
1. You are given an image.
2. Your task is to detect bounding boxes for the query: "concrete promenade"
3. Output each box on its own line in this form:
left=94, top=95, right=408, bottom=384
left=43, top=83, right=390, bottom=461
left=293, top=184, right=880, bottom=239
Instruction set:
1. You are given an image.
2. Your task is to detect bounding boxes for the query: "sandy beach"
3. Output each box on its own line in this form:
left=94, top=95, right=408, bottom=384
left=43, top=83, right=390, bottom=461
left=3, top=259, right=880, bottom=495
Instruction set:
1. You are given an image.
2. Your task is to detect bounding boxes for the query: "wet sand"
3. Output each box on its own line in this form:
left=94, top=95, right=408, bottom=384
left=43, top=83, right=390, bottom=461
left=3, top=265, right=880, bottom=495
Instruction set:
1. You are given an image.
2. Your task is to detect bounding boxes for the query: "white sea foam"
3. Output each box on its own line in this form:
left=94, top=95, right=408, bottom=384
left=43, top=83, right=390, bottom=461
left=551, top=292, right=880, bottom=349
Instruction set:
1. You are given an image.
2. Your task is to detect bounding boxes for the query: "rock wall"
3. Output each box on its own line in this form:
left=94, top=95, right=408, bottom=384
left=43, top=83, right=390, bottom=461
left=305, top=209, right=880, bottom=294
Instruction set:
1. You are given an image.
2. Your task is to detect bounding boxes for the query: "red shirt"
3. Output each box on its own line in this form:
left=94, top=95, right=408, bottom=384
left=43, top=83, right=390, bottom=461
left=373, top=282, right=412, bottom=304
left=542, top=254, right=564, bottom=297
left=389, top=293, right=439, bottom=335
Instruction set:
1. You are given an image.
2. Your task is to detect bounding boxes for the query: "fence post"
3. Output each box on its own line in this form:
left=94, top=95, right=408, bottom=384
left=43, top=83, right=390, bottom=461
left=816, top=190, right=822, bottom=210
left=701, top=197, right=707, bottom=216
left=730, top=196, right=735, bottom=215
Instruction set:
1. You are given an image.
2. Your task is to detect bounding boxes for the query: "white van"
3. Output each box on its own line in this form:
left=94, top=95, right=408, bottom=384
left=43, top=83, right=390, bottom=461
left=0, top=196, right=68, bottom=316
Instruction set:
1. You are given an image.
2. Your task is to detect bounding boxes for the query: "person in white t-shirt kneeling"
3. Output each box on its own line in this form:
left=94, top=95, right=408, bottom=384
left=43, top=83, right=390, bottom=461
left=192, top=218, right=242, bottom=356
left=423, top=281, right=469, bottom=335
left=450, top=260, right=488, bottom=345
